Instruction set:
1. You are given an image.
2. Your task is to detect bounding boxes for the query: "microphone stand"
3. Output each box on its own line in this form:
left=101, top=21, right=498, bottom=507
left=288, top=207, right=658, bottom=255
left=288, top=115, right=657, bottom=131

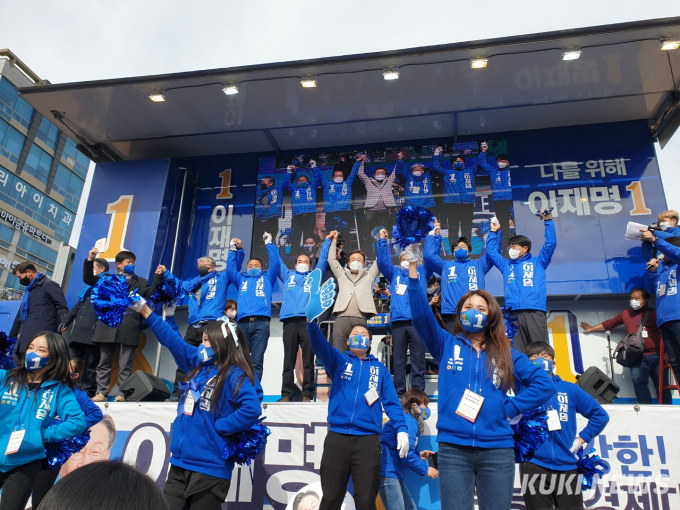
left=605, top=330, right=615, bottom=382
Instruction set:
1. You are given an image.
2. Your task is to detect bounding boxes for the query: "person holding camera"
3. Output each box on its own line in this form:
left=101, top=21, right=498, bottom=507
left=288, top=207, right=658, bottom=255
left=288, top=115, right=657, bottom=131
left=580, top=288, right=671, bottom=404
left=642, top=210, right=680, bottom=262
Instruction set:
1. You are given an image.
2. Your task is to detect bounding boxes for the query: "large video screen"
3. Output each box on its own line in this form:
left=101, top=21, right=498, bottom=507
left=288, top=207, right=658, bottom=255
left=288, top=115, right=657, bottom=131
left=252, top=139, right=510, bottom=267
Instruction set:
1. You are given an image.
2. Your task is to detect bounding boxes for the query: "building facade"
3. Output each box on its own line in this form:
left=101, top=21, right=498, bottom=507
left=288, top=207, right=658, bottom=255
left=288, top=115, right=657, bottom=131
left=0, top=52, right=90, bottom=295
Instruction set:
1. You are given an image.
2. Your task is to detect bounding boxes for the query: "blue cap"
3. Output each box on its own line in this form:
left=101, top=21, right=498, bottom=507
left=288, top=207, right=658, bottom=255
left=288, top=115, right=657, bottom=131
left=349, top=334, right=370, bottom=350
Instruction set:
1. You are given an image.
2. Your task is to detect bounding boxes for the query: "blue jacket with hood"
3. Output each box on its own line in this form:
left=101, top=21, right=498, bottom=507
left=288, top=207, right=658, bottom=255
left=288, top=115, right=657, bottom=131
left=645, top=238, right=680, bottom=326
left=424, top=234, right=493, bottom=314
left=477, top=151, right=511, bottom=201
left=256, top=184, right=285, bottom=220
left=74, top=387, right=103, bottom=429
left=277, top=239, right=331, bottom=320
left=0, top=372, right=87, bottom=472
left=227, top=244, right=280, bottom=320
left=431, top=153, right=477, bottom=204
left=307, top=321, right=406, bottom=436
left=284, top=170, right=321, bottom=216
left=641, top=227, right=680, bottom=261
left=376, top=238, right=432, bottom=322
left=395, top=159, right=435, bottom=208
left=407, top=277, right=555, bottom=448
left=145, top=313, right=263, bottom=479
left=315, top=162, right=359, bottom=213
left=381, top=412, right=428, bottom=480
left=486, top=220, right=556, bottom=312
left=529, top=375, right=609, bottom=471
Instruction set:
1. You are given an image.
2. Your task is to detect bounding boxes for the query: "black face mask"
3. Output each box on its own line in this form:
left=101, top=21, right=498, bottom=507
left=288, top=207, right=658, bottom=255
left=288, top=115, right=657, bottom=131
left=260, top=184, right=268, bottom=190
left=19, top=276, right=31, bottom=286
left=198, top=267, right=211, bottom=277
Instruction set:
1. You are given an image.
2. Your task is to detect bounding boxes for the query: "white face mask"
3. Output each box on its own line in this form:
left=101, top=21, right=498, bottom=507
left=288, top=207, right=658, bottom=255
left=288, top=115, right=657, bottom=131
left=660, top=222, right=670, bottom=228
left=427, top=286, right=436, bottom=295
left=226, top=310, right=237, bottom=319
left=93, top=270, right=99, bottom=277
left=349, top=260, right=363, bottom=271
left=375, top=174, right=386, bottom=181
left=333, top=177, right=343, bottom=184
left=630, top=300, right=643, bottom=310
left=412, top=171, right=422, bottom=177
left=400, top=261, right=409, bottom=270
left=508, top=248, right=522, bottom=260
left=498, top=161, right=509, bottom=169
left=296, top=263, right=310, bottom=273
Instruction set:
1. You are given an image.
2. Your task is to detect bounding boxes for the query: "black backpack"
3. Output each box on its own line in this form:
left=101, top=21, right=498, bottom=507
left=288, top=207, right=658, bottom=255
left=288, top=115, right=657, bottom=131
left=613, top=311, right=647, bottom=368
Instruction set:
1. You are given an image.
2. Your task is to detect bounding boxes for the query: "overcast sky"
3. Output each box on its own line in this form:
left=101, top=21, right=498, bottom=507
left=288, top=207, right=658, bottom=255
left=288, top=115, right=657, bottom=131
left=1, top=0, right=680, bottom=245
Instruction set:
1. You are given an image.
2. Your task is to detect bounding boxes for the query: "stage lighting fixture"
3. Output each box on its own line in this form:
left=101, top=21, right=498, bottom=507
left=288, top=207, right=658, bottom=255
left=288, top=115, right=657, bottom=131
left=562, top=49, right=582, bottom=60
left=301, top=77, right=317, bottom=88
left=222, top=84, right=239, bottom=95
left=470, top=59, right=488, bottom=69
left=383, top=69, right=400, bottom=80
left=661, top=39, right=680, bottom=51
left=149, top=91, right=165, bottom=102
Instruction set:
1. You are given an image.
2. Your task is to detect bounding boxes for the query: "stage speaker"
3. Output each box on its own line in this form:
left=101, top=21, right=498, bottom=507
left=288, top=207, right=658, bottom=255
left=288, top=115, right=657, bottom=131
left=576, top=366, right=620, bottom=404
left=119, top=371, right=171, bottom=402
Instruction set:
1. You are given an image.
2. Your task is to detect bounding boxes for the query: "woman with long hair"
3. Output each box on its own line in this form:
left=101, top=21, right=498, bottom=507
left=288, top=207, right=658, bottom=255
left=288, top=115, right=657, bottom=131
left=406, top=254, right=555, bottom=510
left=0, top=332, right=86, bottom=510
left=379, top=389, right=438, bottom=510
left=137, top=299, right=263, bottom=510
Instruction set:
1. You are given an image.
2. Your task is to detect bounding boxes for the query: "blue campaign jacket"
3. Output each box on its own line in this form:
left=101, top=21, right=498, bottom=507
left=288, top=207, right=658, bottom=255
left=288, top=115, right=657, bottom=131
left=145, top=313, right=263, bottom=479
left=642, top=227, right=680, bottom=262
left=278, top=239, right=331, bottom=320
left=407, top=277, right=555, bottom=448
left=486, top=220, right=556, bottom=312
left=284, top=171, right=321, bottom=216
left=477, top=151, right=511, bottom=202
left=529, top=375, right=609, bottom=471
left=396, top=160, right=435, bottom=208
left=0, top=373, right=87, bottom=472
left=315, top=162, right=359, bottom=213
left=227, top=244, right=280, bottom=320
left=307, top=321, right=407, bottom=436
left=74, top=387, right=103, bottom=429
left=170, top=252, right=244, bottom=326
left=645, top=238, right=680, bottom=327
left=431, top=154, right=477, bottom=205
left=376, top=239, right=432, bottom=322
left=381, top=412, right=428, bottom=481
left=256, top=184, right=284, bottom=220
left=424, top=234, right=493, bottom=314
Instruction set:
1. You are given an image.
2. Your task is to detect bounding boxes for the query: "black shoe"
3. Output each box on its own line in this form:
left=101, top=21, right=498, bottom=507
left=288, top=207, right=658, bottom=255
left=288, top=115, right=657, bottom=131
left=165, top=396, right=180, bottom=402
left=278, top=395, right=292, bottom=402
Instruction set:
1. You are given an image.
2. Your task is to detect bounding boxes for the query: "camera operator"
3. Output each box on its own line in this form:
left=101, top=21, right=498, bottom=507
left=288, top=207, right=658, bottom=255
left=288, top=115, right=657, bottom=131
left=641, top=210, right=680, bottom=262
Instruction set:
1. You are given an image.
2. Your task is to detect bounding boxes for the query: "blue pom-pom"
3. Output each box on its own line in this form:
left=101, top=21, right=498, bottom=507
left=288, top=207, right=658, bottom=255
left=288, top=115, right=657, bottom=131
left=391, top=206, right=435, bottom=250
left=577, top=448, right=609, bottom=490
left=0, top=333, right=17, bottom=369
left=222, top=417, right=271, bottom=466
left=42, top=431, right=91, bottom=471
left=511, top=408, right=549, bottom=463
left=502, top=307, right=518, bottom=341
left=150, top=274, right=185, bottom=305
left=91, top=274, right=135, bottom=327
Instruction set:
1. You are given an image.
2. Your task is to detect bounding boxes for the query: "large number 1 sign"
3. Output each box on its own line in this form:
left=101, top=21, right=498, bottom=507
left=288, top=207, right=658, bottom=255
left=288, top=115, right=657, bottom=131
left=98, top=195, right=134, bottom=261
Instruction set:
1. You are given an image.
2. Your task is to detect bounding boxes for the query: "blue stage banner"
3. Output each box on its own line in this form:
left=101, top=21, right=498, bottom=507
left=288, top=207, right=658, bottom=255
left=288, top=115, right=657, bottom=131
left=64, top=159, right=174, bottom=306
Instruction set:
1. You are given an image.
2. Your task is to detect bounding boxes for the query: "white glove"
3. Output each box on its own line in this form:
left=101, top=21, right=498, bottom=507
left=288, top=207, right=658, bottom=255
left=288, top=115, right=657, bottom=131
left=128, top=295, right=146, bottom=313
left=397, top=432, right=409, bottom=459
left=490, top=216, right=500, bottom=226
left=571, top=438, right=585, bottom=455
left=263, top=232, right=273, bottom=245
left=163, top=301, right=176, bottom=317
left=309, top=159, right=317, bottom=168
left=404, top=244, right=422, bottom=263
left=434, top=148, right=441, bottom=156
left=507, top=413, right=523, bottom=425
left=229, top=240, right=238, bottom=251
left=286, top=165, right=295, bottom=173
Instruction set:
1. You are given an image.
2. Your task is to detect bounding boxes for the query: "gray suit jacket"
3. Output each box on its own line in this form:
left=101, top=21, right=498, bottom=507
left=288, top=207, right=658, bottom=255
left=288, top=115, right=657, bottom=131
left=328, top=238, right=380, bottom=316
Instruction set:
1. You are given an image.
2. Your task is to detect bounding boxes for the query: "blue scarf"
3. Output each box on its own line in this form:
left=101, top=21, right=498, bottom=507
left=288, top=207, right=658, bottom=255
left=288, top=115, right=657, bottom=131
left=20, top=272, right=44, bottom=321
left=177, top=365, right=218, bottom=415
left=78, top=285, right=92, bottom=302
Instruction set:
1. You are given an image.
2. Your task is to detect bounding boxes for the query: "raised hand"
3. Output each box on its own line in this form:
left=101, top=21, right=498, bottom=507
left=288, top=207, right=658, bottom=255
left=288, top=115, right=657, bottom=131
left=263, top=232, right=273, bottom=245
left=305, top=268, right=337, bottom=322
left=379, top=228, right=389, bottom=239
left=326, top=230, right=338, bottom=240
left=88, top=247, right=99, bottom=261
left=490, top=220, right=501, bottom=233
left=231, top=238, right=242, bottom=250
left=156, top=264, right=166, bottom=275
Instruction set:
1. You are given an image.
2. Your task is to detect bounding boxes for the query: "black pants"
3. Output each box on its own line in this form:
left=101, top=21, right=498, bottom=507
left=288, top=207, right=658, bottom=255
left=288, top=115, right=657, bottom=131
left=493, top=200, right=514, bottom=249
left=320, top=432, right=381, bottom=510
left=291, top=212, right=317, bottom=248
left=512, top=310, right=549, bottom=354
left=445, top=203, right=476, bottom=243
left=659, top=320, right=680, bottom=382
left=281, top=317, right=315, bottom=399
left=256, top=217, right=280, bottom=239
left=0, top=459, right=42, bottom=510
left=69, top=342, right=100, bottom=397
left=164, top=465, right=231, bottom=510
left=31, top=468, right=60, bottom=509
left=392, top=321, right=426, bottom=396
left=172, top=325, right=204, bottom=398
left=520, top=462, right=583, bottom=510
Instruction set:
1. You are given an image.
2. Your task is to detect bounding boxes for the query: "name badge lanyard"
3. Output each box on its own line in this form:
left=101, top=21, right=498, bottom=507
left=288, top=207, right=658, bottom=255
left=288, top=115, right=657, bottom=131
left=5, top=387, right=36, bottom=456
left=456, top=345, right=485, bottom=423
left=635, top=313, right=648, bottom=338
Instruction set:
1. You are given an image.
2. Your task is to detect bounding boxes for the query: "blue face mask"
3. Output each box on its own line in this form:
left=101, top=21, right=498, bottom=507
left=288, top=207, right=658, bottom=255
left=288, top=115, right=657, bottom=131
left=417, top=405, right=431, bottom=420
left=197, top=344, right=216, bottom=364
left=123, top=264, right=135, bottom=275
left=247, top=267, right=262, bottom=277
left=454, top=162, right=465, bottom=170
left=348, top=334, right=370, bottom=350
left=460, top=309, right=488, bottom=333
left=298, top=181, right=309, bottom=188
left=533, top=358, right=554, bottom=373
left=454, top=248, right=468, bottom=260
left=25, top=352, right=51, bottom=371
